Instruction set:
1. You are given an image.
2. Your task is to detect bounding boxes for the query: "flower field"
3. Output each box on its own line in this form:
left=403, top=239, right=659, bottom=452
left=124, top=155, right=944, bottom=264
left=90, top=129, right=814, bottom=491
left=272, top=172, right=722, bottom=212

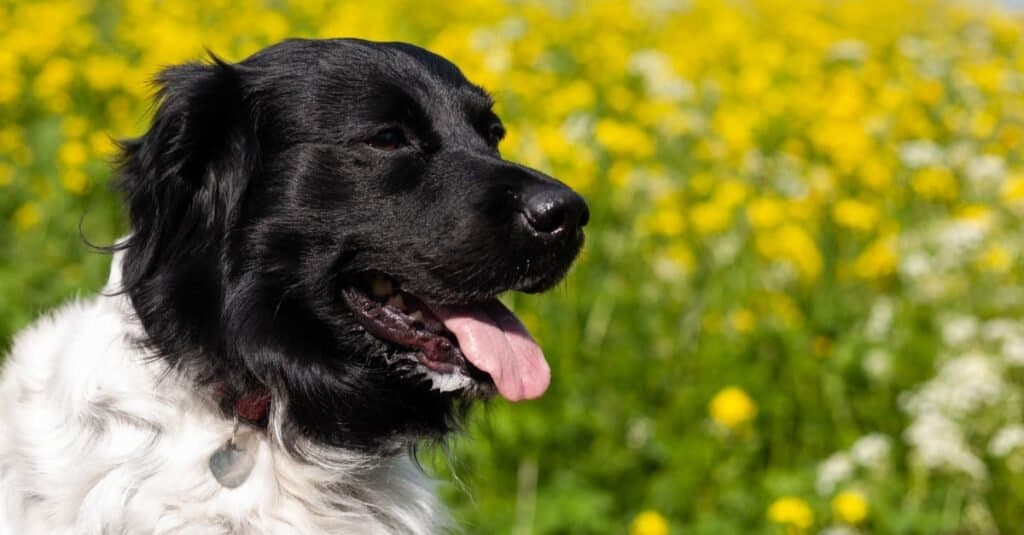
left=4, top=0, right=1024, bottom=532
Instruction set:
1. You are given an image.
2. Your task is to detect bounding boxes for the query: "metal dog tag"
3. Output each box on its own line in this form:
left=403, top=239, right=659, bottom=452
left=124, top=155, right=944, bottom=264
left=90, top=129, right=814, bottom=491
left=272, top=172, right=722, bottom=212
left=209, top=427, right=257, bottom=488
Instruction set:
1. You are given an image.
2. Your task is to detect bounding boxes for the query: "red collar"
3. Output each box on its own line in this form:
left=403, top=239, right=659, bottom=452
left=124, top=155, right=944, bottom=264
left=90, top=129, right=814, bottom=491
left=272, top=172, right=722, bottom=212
left=214, top=385, right=271, bottom=425
left=236, top=389, right=271, bottom=423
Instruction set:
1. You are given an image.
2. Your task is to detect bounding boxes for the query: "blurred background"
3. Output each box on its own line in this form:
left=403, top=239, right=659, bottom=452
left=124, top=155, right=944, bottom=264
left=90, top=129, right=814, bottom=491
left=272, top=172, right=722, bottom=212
left=3, top=0, right=1024, bottom=533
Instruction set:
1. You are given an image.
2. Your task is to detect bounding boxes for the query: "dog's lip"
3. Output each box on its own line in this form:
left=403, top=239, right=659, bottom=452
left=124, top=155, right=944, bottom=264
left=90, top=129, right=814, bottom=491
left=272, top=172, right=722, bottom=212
left=340, top=272, right=552, bottom=401
left=340, top=277, right=496, bottom=388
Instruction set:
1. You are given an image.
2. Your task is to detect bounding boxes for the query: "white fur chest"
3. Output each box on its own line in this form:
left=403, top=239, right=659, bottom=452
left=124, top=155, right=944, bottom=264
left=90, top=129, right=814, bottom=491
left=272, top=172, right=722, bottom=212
left=0, top=261, right=447, bottom=534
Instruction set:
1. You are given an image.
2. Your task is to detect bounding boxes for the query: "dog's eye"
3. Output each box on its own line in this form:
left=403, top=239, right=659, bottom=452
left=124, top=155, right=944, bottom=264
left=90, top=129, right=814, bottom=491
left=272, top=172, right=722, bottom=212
left=487, top=123, right=506, bottom=146
left=366, top=128, right=407, bottom=150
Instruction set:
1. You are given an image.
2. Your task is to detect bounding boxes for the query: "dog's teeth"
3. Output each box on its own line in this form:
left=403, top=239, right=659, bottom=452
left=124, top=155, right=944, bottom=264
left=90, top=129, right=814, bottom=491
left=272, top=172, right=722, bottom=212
left=387, top=294, right=405, bottom=310
left=410, top=310, right=424, bottom=322
left=371, top=277, right=394, bottom=297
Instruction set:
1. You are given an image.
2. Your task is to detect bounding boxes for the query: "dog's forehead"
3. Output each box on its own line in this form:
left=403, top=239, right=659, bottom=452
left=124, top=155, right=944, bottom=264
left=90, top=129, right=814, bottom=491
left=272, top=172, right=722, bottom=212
left=249, top=38, right=494, bottom=114
left=346, top=41, right=494, bottom=116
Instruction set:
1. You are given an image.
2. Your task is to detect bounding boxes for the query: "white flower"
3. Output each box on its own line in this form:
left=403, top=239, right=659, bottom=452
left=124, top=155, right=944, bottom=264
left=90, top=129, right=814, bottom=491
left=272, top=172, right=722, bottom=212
left=964, top=154, right=1005, bottom=184
left=938, top=221, right=987, bottom=257
left=626, top=417, right=654, bottom=449
left=941, top=315, right=979, bottom=346
left=864, top=298, right=894, bottom=340
left=628, top=49, right=694, bottom=101
left=900, top=140, right=943, bottom=168
left=1002, top=335, right=1024, bottom=366
left=827, top=39, right=868, bottom=62
left=904, top=412, right=987, bottom=480
left=819, top=527, right=858, bottom=535
left=816, top=452, right=854, bottom=495
left=902, top=353, right=1004, bottom=416
left=863, top=349, right=892, bottom=381
left=850, top=433, right=892, bottom=469
left=989, top=424, right=1024, bottom=457
left=982, top=319, right=1020, bottom=343
left=899, top=252, right=933, bottom=278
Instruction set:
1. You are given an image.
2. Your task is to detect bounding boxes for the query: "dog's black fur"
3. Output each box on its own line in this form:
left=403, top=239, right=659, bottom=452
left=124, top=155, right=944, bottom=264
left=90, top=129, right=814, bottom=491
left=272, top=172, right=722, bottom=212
left=114, top=39, right=587, bottom=452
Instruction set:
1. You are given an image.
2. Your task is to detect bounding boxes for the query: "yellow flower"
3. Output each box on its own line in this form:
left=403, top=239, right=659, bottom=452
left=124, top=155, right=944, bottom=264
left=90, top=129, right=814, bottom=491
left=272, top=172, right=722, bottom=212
left=82, top=54, right=127, bottom=91
left=853, top=235, right=899, bottom=280
left=594, top=119, right=655, bottom=159
left=606, top=162, right=634, bottom=188
left=0, top=164, right=12, bottom=187
left=709, top=386, right=757, bottom=429
left=690, top=201, right=732, bottom=235
left=832, top=199, right=880, bottom=232
left=629, top=510, right=669, bottom=535
left=535, top=125, right=575, bottom=162
left=715, top=180, right=749, bottom=209
left=33, top=57, right=75, bottom=97
left=913, top=79, right=944, bottom=105
left=730, top=308, right=756, bottom=333
left=768, top=497, right=814, bottom=531
left=832, top=490, right=869, bottom=525
left=756, top=224, right=823, bottom=281
left=60, top=169, right=88, bottom=195
left=547, top=80, right=595, bottom=117
left=911, top=167, right=958, bottom=201
left=89, top=132, right=118, bottom=158
left=58, top=141, right=89, bottom=167
left=1002, top=174, right=1024, bottom=206
left=657, top=243, right=696, bottom=279
left=13, top=202, right=42, bottom=231
left=648, top=209, right=685, bottom=237
left=746, top=197, right=785, bottom=229
left=857, top=158, right=892, bottom=191
left=978, top=243, right=1012, bottom=273
left=62, top=116, right=89, bottom=138
left=712, top=107, right=756, bottom=153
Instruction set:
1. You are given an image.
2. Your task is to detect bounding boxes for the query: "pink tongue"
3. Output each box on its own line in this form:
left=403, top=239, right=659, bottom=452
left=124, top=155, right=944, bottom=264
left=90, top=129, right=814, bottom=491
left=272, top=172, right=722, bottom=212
left=430, top=300, right=550, bottom=401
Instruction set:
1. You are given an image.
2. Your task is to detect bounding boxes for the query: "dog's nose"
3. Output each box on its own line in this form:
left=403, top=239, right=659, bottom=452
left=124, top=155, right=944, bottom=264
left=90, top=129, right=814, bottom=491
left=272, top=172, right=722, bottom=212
left=521, top=185, right=589, bottom=236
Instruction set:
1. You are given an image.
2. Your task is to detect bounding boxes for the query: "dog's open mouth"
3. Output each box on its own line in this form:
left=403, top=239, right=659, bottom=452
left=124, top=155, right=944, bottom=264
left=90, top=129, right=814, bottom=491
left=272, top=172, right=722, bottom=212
left=340, top=274, right=551, bottom=402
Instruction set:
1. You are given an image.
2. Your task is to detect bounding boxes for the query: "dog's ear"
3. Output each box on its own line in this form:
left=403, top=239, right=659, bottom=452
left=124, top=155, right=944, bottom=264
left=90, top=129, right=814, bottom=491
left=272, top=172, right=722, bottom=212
left=117, top=57, right=256, bottom=291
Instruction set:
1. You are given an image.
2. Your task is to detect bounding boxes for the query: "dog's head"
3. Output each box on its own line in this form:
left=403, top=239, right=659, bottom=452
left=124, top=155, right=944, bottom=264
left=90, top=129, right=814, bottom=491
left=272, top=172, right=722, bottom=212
left=117, top=39, right=587, bottom=451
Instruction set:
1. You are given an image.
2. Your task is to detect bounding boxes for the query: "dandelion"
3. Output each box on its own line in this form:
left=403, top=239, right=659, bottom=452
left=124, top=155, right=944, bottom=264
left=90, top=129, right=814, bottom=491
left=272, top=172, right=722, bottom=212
left=978, top=243, right=1011, bottom=273
left=911, top=167, right=958, bottom=201
left=0, top=164, right=13, bottom=187
left=768, top=497, right=814, bottom=531
left=12, top=202, right=41, bottom=231
left=690, top=201, right=732, bottom=235
left=729, top=308, right=756, bottom=334
left=708, top=386, right=757, bottom=429
left=832, top=199, right=880, bottom=232
left=593, top=119, right=655, bottom=159
left=853, top=235, right=898, bottom=280
left=832, top=490, right=869, bottom=525
left=60, top=169, right=88, bottom=195
left=746, top=197, right=785, bottom=229
left=58, top=141, right=89, bottom=167
left=629, top=510, right=669, bottom=535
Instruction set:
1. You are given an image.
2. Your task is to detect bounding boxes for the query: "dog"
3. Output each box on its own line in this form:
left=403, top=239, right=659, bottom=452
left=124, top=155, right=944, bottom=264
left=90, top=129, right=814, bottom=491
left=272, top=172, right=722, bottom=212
left=0, top=38, right=587, bottom=534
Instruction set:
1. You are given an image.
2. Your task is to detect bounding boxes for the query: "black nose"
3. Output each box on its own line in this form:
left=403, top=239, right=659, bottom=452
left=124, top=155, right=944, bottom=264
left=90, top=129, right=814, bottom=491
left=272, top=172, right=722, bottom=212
left=522, top=186, right=589, bottom=236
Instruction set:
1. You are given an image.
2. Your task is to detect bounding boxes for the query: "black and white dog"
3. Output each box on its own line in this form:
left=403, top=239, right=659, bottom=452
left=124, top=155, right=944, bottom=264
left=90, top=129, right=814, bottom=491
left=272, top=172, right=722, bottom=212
left=0, top=39, right=587, bottom=534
